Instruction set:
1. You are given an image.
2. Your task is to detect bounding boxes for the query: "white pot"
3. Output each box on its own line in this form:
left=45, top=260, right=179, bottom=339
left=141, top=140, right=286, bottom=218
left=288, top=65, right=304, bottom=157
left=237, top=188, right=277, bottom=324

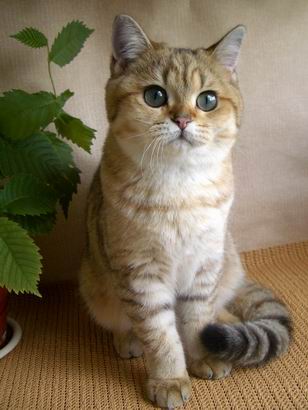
left=0, top=317, right=22, bottom=359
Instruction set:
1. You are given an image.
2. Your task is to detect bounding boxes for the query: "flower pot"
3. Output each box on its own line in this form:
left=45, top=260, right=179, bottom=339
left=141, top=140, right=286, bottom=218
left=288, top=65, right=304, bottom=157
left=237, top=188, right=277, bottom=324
left=0, top=287, right=22, bottom=359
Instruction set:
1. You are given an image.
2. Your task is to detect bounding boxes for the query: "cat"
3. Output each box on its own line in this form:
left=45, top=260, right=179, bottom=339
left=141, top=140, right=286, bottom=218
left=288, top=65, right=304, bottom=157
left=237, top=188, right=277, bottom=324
left=79, top=15, right=292, bottom=408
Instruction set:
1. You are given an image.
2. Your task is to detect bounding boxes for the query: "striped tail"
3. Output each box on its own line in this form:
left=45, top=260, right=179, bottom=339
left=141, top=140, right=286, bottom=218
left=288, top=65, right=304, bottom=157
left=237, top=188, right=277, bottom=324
left=200, top=283, right=293, bottom=366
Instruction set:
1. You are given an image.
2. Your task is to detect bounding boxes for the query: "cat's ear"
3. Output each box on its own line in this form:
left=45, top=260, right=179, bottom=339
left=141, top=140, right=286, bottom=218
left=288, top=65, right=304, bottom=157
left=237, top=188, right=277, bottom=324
left=212, top=25, right=246, bottom=73
left=112, top=15, right=152, bottom=65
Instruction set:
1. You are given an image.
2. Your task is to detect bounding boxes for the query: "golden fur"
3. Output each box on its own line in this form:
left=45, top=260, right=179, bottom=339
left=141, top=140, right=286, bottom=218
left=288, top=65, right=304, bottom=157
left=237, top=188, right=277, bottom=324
left=80, top=16, right=292, bottom=408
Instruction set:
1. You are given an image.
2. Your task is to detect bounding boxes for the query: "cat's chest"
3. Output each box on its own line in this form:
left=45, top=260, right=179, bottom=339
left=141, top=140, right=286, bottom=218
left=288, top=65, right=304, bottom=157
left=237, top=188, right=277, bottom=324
left=171, top=207, right=226, bottom=291
left=157, top=194, right=231, bottom=249
left=129, top=171, right=232, bottom=236
left=114, top=167, right=232, bottom=283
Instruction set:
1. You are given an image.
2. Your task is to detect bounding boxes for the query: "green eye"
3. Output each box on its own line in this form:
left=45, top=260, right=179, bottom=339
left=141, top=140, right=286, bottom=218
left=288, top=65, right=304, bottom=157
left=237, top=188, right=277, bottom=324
left=196, top=91, right=217, bottom=112
left=144, top=86, right=167, bottom=108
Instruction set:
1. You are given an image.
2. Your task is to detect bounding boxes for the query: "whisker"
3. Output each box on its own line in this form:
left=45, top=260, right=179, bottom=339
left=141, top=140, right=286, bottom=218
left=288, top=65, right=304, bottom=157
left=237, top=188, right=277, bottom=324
left=126, top=131, right=148, bottom=140
left=135, top=118, right=167, bottom=127
left=160, top=138, right=166, bottom=166
left=135, top=118, right=153, bottom=125
left=139, top=138, right=157, bottom=175
left=197, top=124, right=214, bottom=129
left=149, top=138, right=159, bottom=174
left=158, top=137, right=165, bottom=168
left=150, top=137, right=161, bottom=174
left=127, top=122, right=165, bottom=140
left=156, top=137, right=162, bottom=169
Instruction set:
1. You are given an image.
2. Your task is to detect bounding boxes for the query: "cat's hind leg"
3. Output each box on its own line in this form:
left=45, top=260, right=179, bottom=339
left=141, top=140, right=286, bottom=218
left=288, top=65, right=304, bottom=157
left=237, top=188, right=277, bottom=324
left=79, top=257, right=143, bottom=359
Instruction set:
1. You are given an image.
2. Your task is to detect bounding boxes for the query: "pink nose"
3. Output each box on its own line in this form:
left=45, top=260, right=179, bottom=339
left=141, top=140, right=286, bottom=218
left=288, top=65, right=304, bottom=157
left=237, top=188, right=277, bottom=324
left=173, top=117, right=192, bottom=130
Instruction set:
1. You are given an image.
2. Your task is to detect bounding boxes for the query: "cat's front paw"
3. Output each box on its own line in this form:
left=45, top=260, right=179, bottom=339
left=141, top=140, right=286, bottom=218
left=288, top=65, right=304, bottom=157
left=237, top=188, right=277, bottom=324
left=146, top=375, right=191, bottom=408
left=189, top=357, right=232, bottom=380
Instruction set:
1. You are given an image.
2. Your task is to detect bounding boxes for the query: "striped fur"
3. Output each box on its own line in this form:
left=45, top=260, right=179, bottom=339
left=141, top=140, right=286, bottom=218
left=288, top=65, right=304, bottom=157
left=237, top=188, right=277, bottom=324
left=201, top=283, right=292, bottom=366
left=79, top=15, right=291, bottom=408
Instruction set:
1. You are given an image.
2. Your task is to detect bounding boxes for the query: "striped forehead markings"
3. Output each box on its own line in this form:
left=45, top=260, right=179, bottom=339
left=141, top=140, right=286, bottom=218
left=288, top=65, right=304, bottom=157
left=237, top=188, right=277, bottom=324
left=162, top=64, right=205, bottom=94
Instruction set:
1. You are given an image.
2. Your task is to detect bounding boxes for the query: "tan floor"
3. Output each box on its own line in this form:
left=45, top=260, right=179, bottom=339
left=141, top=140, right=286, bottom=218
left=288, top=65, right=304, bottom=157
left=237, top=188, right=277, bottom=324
left=1, top=242, right=308, bottom=409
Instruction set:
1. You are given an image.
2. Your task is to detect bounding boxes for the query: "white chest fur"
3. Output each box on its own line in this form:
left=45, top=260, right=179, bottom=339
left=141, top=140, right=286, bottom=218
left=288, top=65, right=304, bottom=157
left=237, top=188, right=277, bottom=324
left=106, top=152, right=233, bottom=292
left=172, top=204, right=229, bottom=293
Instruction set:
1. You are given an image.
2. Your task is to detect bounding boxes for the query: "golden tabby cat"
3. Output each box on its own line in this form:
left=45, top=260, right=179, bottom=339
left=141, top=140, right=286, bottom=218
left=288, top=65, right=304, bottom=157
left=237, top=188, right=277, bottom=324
left=80, top=15, right=292, bottom=408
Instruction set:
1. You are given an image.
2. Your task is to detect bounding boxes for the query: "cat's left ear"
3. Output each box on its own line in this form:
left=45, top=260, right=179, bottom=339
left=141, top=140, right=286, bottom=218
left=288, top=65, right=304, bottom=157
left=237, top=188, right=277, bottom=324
left=212, top=25, right=246, bottom=73
left=112, top=15, right=152, bottom=66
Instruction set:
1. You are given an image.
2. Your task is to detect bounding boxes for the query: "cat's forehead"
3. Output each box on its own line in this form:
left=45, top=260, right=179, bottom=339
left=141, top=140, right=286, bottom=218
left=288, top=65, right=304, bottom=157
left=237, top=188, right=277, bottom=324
left=134, top=46, right=215, bottom=92
left=163, top=49, right=210, bottom=91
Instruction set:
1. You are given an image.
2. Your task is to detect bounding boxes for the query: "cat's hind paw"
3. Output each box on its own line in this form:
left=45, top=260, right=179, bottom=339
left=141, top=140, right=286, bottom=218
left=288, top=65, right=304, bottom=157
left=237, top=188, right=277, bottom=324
left=113, top=331, right=143, bottom=359
left=189, top=357, right=232, bottom=380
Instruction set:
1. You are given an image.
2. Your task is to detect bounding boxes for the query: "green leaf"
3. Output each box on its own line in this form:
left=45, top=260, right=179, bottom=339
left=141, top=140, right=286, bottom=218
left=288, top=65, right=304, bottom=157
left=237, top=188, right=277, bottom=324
left=0, top=90, right=73, bottom=139
left=0, top=174, right=57, bottom=216
left=45, top=133, right=80, bottom=215
left=0, top=217, right=42, bottom=295
left=0, top=133, right=80, bottom=215
left=49, top=20, right=94, bottom=67
left=57, top=89, right=74, bottom=107
left=11, top=27, right=48, bottom=48
left=55, top=111, right=95, bottom=152
left=10, top=213, right=56, bottom=236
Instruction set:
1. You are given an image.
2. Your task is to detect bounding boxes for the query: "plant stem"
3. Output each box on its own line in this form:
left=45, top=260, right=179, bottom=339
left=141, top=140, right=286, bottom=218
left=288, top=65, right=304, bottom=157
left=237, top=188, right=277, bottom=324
left=47, top=44, right=57, bottom=96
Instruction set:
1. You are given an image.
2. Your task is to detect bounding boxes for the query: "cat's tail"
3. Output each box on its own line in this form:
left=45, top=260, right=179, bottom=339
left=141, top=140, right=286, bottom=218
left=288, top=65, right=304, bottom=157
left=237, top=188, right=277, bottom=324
left=200, top=282, right=293, bottom=366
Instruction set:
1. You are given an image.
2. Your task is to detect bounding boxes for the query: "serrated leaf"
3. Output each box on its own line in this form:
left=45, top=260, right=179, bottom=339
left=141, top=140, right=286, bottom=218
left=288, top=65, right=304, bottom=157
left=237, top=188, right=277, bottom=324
left=0, top=90, right=73, bottom=139
left=0, top=174, right=57, bottom=216
left=55, top=111, right=95, bottom=152
left=0, top=133, right=80, bottom=215
left=57, top=89, right=74, bottom=107
left=10, top=213, right=56, bottom=236
left=11, top=27, right=48, bottom=48
left=45, top=132, right=80, bottom=216
left=49, top=20, right=94, bottom=67
left=0, top=217, right=42, bottom=295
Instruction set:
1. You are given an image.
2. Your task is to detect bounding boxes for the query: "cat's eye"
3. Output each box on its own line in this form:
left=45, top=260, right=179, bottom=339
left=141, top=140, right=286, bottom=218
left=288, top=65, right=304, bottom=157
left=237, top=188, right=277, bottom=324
left=144, top=85, right=167, bottom=108
left=196, top=91, right=217, bottom=112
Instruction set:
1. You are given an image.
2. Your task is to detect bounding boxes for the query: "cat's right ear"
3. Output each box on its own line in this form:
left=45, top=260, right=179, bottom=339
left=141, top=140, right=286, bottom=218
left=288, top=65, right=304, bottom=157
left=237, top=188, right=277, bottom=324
left=112, top=15, right=151, bottom=68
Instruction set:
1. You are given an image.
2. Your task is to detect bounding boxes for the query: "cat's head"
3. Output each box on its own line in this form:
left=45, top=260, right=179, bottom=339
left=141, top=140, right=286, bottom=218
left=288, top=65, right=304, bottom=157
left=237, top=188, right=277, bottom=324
left=106, top=15, right=245, bottom=169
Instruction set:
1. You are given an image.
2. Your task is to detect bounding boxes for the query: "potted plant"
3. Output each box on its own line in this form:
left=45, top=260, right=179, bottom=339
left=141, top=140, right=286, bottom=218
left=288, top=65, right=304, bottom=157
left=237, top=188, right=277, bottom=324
left=0, top=21, right=95, bottom=358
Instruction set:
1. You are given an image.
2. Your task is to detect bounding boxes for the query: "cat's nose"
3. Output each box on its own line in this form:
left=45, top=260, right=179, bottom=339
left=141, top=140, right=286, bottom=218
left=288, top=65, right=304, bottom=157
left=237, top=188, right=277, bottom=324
left=172, top=116, right=192, bottom=130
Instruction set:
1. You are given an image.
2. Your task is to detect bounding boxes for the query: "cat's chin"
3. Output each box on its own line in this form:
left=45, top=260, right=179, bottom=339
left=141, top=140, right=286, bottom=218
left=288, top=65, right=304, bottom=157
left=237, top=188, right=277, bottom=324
left=167, top=137, right=198, bottom=156
left=171, top=135, right=193, bottom=146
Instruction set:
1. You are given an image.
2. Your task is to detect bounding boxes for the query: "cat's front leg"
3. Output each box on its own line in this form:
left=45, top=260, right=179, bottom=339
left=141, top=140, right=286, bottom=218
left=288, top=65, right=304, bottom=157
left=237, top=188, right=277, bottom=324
left=177, top=266, right=232, bottom=380
left=119, top=268, right=191, bottom=408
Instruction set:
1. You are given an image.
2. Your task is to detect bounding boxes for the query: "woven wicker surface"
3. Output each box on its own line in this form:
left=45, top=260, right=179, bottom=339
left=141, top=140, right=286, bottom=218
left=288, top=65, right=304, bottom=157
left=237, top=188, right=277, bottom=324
left=1, top=242, right=308, bottom=409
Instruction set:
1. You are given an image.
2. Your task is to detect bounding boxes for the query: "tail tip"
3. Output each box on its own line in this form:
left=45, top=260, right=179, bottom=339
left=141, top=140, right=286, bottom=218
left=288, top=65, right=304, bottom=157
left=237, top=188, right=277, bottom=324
left=200, top=323, right=229, bottom=354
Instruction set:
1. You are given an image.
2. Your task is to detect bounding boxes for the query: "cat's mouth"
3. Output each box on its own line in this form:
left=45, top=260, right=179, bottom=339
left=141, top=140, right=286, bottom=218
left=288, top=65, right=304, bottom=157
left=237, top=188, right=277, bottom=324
left=180, top=131, right=192, bottom=143
left=168, top=131, right=193, bottom=146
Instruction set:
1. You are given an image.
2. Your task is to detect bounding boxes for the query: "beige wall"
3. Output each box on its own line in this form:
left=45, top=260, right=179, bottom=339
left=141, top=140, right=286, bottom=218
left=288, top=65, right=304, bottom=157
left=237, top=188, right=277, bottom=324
left=1, top=0, right=308, bottom=282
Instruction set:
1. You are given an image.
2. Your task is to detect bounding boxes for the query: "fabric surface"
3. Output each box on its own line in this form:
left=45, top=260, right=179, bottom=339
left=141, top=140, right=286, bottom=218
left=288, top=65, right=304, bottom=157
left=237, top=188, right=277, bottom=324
left=1, top=241, right=307, bottom=409
left=1, top=0, right=308, bottom=282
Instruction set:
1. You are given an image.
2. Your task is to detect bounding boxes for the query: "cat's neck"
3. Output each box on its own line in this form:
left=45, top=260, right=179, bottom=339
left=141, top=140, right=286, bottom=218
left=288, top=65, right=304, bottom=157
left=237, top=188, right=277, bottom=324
left=102, top=133, right=234, bottom=206
left=103, top=132, right=234, bottom=185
